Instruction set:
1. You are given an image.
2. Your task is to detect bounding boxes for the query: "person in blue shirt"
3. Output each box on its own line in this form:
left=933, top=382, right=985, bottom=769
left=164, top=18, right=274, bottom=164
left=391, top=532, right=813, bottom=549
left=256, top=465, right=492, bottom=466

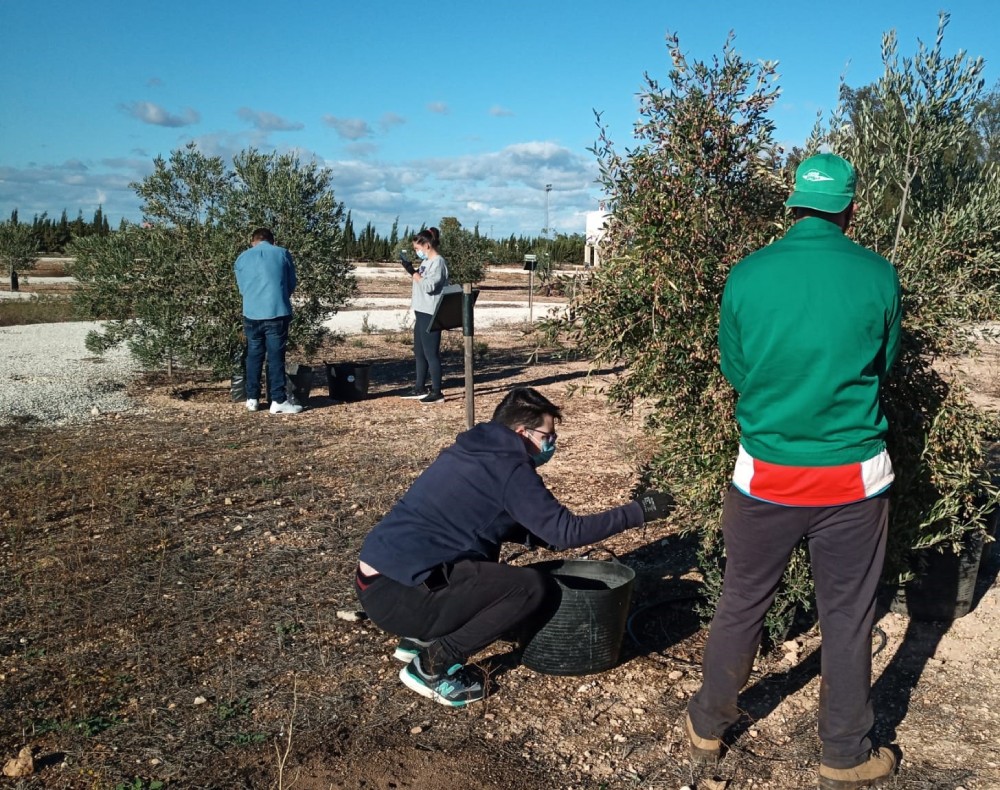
left=356, top=386, right=674, bottom=706
left=234, top=228, right=302, bottom=414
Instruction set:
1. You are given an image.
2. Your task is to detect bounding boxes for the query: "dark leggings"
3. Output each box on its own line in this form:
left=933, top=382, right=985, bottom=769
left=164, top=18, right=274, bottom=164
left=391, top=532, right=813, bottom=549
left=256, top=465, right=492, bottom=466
left=413, top=310, right=442, bottom=393
left=356, top=560, right=556, bottom=673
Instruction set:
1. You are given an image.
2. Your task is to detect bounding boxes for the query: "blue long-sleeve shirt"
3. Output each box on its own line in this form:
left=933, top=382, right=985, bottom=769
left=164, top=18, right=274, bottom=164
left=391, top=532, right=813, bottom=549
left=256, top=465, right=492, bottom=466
left=235, top=241, right=297, bottom=320
left=359, top=421, right=644, bottom=585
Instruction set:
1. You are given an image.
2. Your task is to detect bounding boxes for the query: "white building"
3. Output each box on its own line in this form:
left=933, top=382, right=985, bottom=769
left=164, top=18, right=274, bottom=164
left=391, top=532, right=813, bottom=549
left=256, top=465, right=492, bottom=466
left=584, top=210, right=610, bottom=267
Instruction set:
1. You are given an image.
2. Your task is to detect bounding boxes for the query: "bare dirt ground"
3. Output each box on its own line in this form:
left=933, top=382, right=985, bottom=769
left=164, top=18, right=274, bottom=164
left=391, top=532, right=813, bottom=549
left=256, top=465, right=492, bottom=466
left=1, top=268, right=999, bottom=789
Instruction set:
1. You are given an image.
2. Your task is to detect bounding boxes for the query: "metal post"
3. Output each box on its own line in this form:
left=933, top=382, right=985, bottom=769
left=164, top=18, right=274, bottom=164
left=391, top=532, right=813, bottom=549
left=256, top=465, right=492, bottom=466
left=528, top=267, right=534, bottom=323
left=463, top=282, right=475, bottom=429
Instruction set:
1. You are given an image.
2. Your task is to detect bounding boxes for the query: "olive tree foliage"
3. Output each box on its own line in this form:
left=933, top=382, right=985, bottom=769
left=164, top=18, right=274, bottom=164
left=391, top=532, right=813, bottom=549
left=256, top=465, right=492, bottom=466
left=70, top=143, right=354, bottom=376
left=227, top=149, right=355, bottom=353
left=0, top=220, right=40, bottom=291
left=393, top=216, right=490, bottom=284
left=818, top=14, right=1000, bottom=577
left=567, top=34, right=795, bottom=630
left=570, top=22, right=1000, bottom=640
left=437, top=217, right=489, bottom=284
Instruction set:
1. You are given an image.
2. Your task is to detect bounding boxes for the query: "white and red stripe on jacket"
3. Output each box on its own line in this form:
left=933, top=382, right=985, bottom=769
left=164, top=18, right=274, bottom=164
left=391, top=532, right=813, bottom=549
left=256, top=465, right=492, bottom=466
left=731, top=445, right=893, bottom=507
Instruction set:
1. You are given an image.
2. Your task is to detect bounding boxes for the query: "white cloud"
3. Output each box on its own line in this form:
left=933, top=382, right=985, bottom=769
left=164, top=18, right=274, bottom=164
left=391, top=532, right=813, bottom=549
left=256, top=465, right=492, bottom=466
left=489, top=105, right=515, bottom=117
left=379, top=112, right=406, bottom=132
left=236, top=107, right=305, bottom=132
left=345, top=142, right=379, bottom=158
left=321, top=141, right=598, bottom=236
left=322, top=115, right=373, bottom=140
left=0, top=139, right=599, bottom=240
left=417, top=141, right=594, bottom=189
left=0, top=159, right=150, bottom=225
left=120, top=101, right=200, bottom=127
left=466, top=200, right=503, bottom=217
left=426, top=102, right=449, bottom=115
left=186, top=130, right=272, bottom=160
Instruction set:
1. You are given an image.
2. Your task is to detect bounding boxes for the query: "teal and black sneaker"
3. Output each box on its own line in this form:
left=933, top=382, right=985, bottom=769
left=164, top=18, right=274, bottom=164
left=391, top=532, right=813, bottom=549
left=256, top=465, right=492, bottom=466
left=392, top=637, right=434, bottom=662
left=399, top=655, right=486, bottom=707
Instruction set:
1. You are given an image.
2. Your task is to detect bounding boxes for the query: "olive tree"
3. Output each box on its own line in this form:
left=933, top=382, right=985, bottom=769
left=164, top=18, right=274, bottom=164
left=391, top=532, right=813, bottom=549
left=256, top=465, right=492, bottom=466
left=569, top=33, right=794, bottom=631
left=0, top=220, right=40, bottom=291
left=438, top=217, right=489, bottom=284
left=70, top=144, right=355, bottom=376
left=570, top=20, right=1000, bottom=640
left=823, top=14, right=1000, bottom=578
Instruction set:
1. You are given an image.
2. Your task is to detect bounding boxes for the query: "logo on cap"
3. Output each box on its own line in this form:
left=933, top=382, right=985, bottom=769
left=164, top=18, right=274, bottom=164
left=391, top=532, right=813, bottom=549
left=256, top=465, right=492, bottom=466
left=802, top=169, right=835, bottom=183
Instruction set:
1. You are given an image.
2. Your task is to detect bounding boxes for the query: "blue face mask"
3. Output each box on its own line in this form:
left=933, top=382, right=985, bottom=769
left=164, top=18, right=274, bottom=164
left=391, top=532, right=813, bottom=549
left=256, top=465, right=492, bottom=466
left=531, top=437, right=557, bottom=466
left=416, top=250, right=428, bottom=260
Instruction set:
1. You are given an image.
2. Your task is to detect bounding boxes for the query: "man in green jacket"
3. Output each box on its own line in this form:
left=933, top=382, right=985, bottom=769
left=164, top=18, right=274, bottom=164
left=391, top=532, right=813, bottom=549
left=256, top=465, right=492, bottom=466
left=686, top=153, right=902, bottom=789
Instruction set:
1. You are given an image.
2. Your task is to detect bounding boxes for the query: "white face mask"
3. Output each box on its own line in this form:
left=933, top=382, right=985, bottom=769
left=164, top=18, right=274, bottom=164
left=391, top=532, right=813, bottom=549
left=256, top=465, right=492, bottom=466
left=415, top=250, right=428, bottom=260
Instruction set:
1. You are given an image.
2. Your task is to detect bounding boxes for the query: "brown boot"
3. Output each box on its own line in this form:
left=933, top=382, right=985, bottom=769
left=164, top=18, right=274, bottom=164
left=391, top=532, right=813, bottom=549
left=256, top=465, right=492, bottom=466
left=685, top=713, right=721, bottom=765
left=818, top=747, right=896, bottom=789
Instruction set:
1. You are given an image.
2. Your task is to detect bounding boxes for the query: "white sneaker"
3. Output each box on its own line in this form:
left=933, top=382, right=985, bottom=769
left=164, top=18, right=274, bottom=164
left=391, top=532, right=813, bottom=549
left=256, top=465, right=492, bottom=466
left=269, top=400, right=303, bottom=414
left=246, top=399, right=259, bottom=412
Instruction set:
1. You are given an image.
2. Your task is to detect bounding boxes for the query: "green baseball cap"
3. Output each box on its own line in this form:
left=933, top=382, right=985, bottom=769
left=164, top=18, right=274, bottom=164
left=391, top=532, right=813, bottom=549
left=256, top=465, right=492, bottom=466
left=785, top=153, right=856, bottom=213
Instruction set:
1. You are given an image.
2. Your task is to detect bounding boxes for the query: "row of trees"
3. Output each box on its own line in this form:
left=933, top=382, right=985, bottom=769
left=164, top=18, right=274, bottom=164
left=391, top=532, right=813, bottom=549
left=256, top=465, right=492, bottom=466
left=341, top=212, right=585, bottom=266
left=569, top=14, right=1000, bottom=639
left=2, top=204, right=587, bottom=281
left=0, top=207, right=113, bottom=290
left=6, top=207, right=112, bottom=254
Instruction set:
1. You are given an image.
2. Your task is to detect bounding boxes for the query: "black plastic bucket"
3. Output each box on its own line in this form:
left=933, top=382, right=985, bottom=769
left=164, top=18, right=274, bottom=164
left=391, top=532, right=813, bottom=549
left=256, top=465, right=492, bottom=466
left=326, top=363, right=371, bottom=402
left=286, top=363, right=313, bottom=404
left=889, top=532, right=985, bottom=620
left=520, top=559, right=636, bottom=676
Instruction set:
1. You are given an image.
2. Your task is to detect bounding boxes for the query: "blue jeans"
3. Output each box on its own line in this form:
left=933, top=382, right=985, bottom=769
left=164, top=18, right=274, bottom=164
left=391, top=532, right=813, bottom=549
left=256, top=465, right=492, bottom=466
left=243, top=315, right=291, bottom=403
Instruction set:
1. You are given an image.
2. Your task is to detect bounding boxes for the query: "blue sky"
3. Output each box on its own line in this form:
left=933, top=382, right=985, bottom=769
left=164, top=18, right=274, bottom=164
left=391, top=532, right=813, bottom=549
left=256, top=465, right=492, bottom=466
left=2, top=1, right=997, bottom=239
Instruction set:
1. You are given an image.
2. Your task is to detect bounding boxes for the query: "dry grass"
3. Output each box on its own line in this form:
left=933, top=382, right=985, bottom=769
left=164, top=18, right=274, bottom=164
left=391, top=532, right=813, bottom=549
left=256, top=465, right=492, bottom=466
left=2, top=309, right=1000, bottom=788
left=0, top=296, right=76, bottom=326
left=0, top=331, right=619, bottom=788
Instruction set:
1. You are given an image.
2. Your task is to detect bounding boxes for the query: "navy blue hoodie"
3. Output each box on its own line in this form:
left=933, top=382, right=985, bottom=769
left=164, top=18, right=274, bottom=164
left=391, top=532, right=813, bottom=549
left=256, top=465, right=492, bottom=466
left=359, top=421, right=644, bottom=586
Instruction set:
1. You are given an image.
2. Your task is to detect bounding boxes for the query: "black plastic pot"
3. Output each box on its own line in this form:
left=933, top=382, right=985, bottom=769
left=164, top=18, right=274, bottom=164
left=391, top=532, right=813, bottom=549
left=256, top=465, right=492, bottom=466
left=286, top=363, right=313, bottom=404
left=520, top=558, right=635, bottom=676
left=326, top=363, right=371, bottom=402
left=229, top=344, right=247, bottom=403
left=889, top=531, right=986, bottom=621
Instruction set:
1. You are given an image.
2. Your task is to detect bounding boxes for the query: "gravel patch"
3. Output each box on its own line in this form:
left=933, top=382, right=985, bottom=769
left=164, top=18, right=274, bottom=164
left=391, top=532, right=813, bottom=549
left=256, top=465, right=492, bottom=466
left=0, top=321, right=144, bottom=427
left=1, top=299, right=566, bottom=428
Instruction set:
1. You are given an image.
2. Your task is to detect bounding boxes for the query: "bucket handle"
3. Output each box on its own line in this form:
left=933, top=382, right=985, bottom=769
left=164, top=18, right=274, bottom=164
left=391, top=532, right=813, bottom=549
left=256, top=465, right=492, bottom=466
left=576, top=545, right=622, bottom=563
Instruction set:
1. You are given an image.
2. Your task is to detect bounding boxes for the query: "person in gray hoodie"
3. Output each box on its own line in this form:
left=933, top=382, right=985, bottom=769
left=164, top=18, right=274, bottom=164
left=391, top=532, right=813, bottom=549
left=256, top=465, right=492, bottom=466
left=398, top=226, right=449, bottom=404
left=356, top=387, right=674, bottom=706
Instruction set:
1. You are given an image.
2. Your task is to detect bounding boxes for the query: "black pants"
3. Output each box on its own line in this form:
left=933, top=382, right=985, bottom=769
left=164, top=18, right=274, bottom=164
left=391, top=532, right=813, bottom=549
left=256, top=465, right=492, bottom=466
left=356, top=560, right=554, bottom=673
left=688, top=487, right=889, bottom=770
left=413, top=310, right=442, bottom=393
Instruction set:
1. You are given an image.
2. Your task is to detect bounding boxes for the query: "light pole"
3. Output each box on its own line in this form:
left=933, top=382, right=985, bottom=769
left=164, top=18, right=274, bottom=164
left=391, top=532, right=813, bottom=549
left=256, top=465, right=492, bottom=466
left=544, top=184, right=552, bottom=297
left=544, top=183, right=552, bottom=241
